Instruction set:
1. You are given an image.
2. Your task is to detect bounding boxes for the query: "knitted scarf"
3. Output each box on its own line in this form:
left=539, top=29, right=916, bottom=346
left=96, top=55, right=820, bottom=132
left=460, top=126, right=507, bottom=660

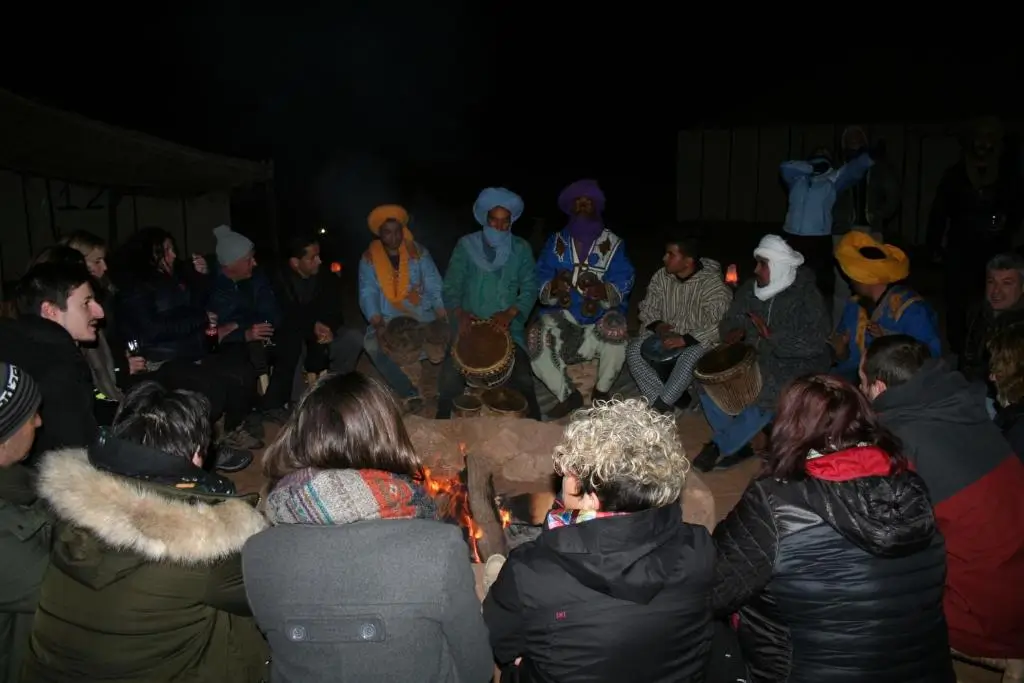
left=265, top=467, right=438, bottom=526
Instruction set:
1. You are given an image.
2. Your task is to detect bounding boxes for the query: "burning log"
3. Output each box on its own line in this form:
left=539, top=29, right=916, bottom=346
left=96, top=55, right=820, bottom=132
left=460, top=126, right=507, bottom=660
left=465, top=452, right=508, bottom=561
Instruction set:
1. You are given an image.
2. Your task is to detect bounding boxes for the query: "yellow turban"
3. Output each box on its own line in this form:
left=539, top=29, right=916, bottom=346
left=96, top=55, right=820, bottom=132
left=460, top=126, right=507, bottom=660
left=834, top=231, right=909, bottom=285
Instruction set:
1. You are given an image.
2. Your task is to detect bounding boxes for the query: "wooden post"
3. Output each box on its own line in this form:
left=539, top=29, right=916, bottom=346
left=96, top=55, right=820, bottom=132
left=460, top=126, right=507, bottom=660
left=465, top=453, right=507, bottom=561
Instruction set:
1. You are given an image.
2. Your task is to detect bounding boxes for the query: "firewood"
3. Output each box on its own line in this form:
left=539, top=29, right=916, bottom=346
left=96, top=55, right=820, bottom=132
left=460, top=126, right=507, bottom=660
left=465, top=453, right=508, bottom=560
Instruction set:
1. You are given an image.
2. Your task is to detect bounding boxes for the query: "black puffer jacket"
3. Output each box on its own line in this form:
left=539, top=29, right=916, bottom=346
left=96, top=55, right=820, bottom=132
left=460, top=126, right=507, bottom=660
left=483, top=504, right=714, bottom=683
left=712, top=446, right=954, bottom=683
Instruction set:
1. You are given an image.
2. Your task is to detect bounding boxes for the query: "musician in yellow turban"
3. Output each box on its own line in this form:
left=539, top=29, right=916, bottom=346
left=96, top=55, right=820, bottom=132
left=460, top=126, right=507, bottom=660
left=831, top=231, right=941, bottom=380
left=358, top=205, right=446, bottom=411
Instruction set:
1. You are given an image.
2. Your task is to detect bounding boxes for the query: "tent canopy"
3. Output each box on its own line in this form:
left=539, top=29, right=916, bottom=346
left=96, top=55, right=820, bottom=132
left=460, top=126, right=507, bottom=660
left=0, top=88, right=272, bottom=196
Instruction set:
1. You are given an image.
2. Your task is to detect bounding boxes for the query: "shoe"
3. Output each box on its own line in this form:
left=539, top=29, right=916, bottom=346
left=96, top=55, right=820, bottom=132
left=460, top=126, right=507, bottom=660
left=692, top=442, right=722, bottom=473
left=262, top=406, right=291, bottom=425
left=714, top=444, right=756, bottom=471
left=674, top=393, right=693, bottom=411
left=213, top=446, right=253, bottom=473
left=651, top=398, right=674, bottom=415
left=590, top=389, right=612, bottom=404
left=547, top=391, right=583, bottom=420
left=243, top=413, right=265, bottom=440
left=220, top=426, right=263, bottom=451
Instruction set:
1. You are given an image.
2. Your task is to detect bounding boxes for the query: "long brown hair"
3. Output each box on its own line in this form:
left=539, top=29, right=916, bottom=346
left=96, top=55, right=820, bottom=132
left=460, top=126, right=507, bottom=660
left=262, top=372, right=422, bottom=486
left=765, top=374, right=905, bottom=480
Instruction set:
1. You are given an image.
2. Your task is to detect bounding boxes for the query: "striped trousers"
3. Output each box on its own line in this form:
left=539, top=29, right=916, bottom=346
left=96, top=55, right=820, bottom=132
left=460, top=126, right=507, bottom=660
left=626, top=333, right=707, bottom=406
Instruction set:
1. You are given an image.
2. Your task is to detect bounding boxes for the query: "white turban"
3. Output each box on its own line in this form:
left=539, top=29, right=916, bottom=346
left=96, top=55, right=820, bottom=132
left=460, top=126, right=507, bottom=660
left=753, top=234, right=805, bottom=301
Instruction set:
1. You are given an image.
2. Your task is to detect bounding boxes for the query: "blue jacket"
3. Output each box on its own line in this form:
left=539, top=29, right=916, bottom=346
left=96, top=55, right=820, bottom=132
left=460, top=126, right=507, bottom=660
left=782, top=153, right=873, bottom=236
left=207, top=269, right=281, bottom=344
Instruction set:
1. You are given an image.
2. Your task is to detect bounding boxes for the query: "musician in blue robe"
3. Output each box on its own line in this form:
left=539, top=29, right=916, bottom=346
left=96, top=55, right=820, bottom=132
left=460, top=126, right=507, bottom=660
left=528, top=179, right=635, bottom=419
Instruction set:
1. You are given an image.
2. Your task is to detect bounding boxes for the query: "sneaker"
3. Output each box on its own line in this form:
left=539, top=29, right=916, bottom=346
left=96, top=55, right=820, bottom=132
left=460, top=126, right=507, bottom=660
left=547, top=391, right=583, bottom=420
left=692, top=442, right=722, bottom=473
left=220, top=426, right=263, bottom=451
left=714, top=444, right=756, bottom=471
left=213, top=446, right=253, bottom=473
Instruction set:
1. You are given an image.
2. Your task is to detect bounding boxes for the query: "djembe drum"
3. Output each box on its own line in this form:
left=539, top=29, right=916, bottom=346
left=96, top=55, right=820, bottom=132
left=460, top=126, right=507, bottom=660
left=453, top=320, right=515, bottom=389
left=480, top=386, right=528, bottom=419
left=379, top=316, right=426, bottom=389
left=640, top=335, right=686, bottom=383
left=693, top=343, right=762, bottom=416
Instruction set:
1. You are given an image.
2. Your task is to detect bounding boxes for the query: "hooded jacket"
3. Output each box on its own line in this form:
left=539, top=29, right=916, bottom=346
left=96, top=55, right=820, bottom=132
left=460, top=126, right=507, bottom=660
left=874, top=360, right=1024, bottom=658
left=21, top=440, right=269, bottom=682
left=637, top=258, right=733, bottom=347
left=712, top=446, right=954, bottom=683
left=483, top=504, right=714, bottom=683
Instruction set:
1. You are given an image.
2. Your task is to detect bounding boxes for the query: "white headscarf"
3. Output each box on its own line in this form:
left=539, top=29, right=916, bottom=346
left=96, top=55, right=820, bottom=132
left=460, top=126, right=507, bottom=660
left=753, top=234, right=805, bottom=301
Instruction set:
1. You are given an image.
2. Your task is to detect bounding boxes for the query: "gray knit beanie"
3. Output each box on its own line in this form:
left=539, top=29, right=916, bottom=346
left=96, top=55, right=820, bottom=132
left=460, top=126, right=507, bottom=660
left=213, top=225, right=254, bottom=264
left=0, top=363, right=41, bottom=443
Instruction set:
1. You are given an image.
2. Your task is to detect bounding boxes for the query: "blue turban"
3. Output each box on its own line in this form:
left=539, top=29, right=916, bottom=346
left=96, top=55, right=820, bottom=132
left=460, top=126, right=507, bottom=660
left=473, top=187, right=524, bottom=226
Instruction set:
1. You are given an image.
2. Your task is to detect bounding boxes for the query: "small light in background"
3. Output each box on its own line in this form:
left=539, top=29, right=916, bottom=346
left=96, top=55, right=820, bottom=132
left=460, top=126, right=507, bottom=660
left=725, top=264, right=738, bottom=285
left=318, top=224, right=328, bottom=236
left=330, top=261, right=342, bottom=274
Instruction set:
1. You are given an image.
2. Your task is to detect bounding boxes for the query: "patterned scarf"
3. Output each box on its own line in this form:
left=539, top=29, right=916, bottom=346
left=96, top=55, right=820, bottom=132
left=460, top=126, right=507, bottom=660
left=265, top=468, right=438, bottom=526
left=544, top=497, right=627, bottom=529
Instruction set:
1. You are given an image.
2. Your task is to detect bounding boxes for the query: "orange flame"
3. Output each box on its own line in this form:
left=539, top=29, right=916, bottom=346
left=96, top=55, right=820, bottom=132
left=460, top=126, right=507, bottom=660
left=423, top=443, right=485, bottom=563
left=725, top=264, right=738, bottom=285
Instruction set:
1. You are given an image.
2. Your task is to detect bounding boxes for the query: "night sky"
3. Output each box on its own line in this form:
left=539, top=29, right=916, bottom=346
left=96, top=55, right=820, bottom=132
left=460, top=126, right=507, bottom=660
left=2, top=10, right=1021, bottom=239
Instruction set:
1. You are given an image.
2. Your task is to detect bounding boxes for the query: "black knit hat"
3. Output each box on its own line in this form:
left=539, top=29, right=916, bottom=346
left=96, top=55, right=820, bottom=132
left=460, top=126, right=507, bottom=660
left=0, top=363, right=42, bottom=443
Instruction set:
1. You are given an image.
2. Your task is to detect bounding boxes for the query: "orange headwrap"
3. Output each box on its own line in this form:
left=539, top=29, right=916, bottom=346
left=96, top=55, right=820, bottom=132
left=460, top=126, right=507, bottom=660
left=834, top=231, right=909, bottom=286
left=366, top=205, right=418, bottom=308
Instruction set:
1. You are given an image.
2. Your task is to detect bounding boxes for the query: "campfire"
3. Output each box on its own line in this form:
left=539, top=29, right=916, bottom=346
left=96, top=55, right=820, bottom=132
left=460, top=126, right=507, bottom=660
left=423, top=443, right=512, bottom=563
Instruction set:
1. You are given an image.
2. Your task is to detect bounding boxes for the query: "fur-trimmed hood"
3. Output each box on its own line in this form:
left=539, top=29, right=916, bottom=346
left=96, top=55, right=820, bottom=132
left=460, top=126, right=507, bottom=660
left=37, top=449, right=267, bottom=573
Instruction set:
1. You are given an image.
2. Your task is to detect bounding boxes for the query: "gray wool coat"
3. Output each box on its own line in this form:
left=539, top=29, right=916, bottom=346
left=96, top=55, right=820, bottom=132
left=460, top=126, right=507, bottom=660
left=719, top=267, right=832, bottom=410
left=242, top=519, right=494, bottom=683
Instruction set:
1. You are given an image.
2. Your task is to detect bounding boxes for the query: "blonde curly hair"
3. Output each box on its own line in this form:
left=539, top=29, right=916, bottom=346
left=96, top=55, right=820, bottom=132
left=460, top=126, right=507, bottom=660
left=552, top=398, right=689, bottom=510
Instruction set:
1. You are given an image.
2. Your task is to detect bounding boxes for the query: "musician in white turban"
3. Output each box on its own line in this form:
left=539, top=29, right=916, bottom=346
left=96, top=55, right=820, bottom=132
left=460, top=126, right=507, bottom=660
left=691, top=235, right=831, bottom=472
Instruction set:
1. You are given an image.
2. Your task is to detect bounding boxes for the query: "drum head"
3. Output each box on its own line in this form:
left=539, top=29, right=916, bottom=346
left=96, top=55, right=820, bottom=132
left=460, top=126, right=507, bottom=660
left=455, top=322, right=511, bottom=372
left=696, top=343, right=751, bottom=376
left=381, top=316, right=424, bottom=355
left=640, top=335, right=685, bottom=366
left=481, top=386, right=527, bottom=414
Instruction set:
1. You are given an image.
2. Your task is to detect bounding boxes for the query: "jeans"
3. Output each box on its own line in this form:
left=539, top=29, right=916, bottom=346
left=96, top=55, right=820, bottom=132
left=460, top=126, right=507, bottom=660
left=263, top=327, right=364, bottom=409
left=436, top=343, right=542, bottom=420
left=364, top=330, right=418, bottom=399
left=700, top=389, right=773, bottom=456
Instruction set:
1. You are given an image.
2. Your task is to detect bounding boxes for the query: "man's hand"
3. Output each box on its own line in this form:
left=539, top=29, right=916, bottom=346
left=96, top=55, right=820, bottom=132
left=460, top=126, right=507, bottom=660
left=830, top=330, right=851, bottom=360
left=654, top=322, right=674, bottom=337
left=491, top=307, right=518, bottom=330
left=585, top=283, right=608, bottom=301
left=245, top=322, right=274, bottom=342
left=662, top=334, right=686, bottom=350
left=314, top=321, right=334, bottom=344
left=191, top=254, right=208, bottom=274
left=435, top=307, right=448, bottom=320
left=407, top=288, right=422, bottom=306
left=126, top=354, right=147, bottom=375
left=866, top=321, right=884, bottom=338
left=749, top=312, right=771, bottom=339
left=550, top=271, right=573, bottom=298
left=723, top=328, right=745, bottom=345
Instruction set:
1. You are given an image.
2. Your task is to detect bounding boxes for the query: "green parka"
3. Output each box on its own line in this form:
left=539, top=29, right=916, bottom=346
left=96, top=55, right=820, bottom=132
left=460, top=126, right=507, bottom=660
left=0, top=463, right=51, bottom=683
left=21, top=448, right=269, bottom=682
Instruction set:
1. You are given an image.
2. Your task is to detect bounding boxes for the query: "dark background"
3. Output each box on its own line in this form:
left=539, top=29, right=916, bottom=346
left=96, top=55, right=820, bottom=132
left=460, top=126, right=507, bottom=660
left=1, top=9, right=1020, bottom=255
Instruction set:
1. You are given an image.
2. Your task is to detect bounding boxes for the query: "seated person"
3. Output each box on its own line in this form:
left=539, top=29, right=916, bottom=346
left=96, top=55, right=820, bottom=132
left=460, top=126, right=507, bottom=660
left=831, top=231, right=941, bottom=381
left=113, top=227, right=260, bottom=461
left=988, top=329, right=1024, bottom=458
left=0, top=363, right=48, bottom=681
left=484, top=398, right=713, bottom=682
left=438, top=187, right=541, bottom=420
left=713, top=375, right=954, bottom=682
left=359, top=205, right=446, bottom=412
left=627, top=235, right=732, bottom=414
left=0, top=262, right=103, bottom=460
left=693, top=235, right=830, bottom=472
left=243, top=373, right=492, bottom=683
left=268, top=232, right=362, bottom=418
left=864, top=335, right=1024, bottom=659
left=961, top=252, right=1024, bottom=384
left=530, top=179, right=634, bottom=418
left=22, top=382, right=269, bottom=682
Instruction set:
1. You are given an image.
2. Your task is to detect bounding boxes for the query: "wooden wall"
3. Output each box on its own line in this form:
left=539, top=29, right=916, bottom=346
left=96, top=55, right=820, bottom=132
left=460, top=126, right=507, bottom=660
left=676, top=123, right=1024, bottom=246
left=0, top=170, right=231, bottom=285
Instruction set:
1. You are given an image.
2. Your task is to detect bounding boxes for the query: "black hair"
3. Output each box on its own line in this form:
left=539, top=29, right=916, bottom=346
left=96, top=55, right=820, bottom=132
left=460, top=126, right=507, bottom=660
left=862, top=335, right=932, bottom=388
left=282, top=232, right=319, bottom=261
left=111, top=227, right=175, bottom=284
left=15, top=261, right=93, bottom=317
left=111, top=381, right=211, bottom=461
left=666, top=235, right=702, bottom=261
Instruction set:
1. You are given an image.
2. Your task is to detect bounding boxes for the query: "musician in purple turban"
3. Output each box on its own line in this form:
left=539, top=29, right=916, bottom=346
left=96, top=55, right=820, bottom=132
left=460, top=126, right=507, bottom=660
left=528, top=179, right=635, bottom=418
